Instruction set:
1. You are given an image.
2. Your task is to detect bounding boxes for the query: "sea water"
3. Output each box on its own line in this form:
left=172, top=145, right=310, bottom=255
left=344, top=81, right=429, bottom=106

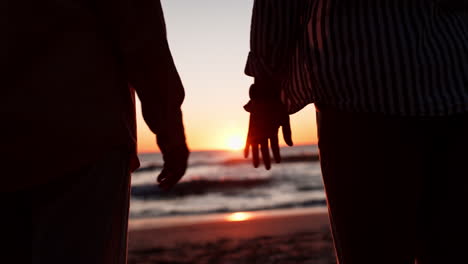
left=130, top=145, right=325, bottom=218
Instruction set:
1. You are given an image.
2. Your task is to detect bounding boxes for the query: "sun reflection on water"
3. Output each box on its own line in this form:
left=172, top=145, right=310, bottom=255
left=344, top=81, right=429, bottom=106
left=226, top=212, right=253, bottom=222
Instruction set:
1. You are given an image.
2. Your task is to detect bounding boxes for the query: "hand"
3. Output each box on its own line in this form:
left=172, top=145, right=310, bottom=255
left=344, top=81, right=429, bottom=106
left=244, top=99, right=293, bottom=170
left=157, top=143, right=189, bottom=191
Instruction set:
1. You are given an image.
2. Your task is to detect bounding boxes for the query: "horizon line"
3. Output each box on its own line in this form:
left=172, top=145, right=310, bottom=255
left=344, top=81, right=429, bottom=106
left=137, top=143, right=318, bottom=155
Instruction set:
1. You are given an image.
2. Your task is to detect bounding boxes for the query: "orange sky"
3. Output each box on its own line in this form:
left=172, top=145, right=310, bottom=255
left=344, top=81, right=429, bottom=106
left=136, top=102, right=317, bottom=153
left=136, top=1, right=318, bottom=153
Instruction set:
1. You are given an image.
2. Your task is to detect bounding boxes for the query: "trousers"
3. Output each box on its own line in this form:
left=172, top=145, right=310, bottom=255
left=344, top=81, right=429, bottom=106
left=3, top=148, right=132, bottom=264
left=316, top=105, right=468, bottom=264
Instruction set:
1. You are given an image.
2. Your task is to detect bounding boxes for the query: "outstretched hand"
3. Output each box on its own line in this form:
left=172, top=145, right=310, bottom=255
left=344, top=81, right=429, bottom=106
left=157, top=143, right=189, bottom=191
left=244, top=99, right=293, bottom=170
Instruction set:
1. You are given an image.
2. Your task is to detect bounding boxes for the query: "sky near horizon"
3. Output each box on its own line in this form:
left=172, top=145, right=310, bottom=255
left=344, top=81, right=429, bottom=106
left=136, top=0, right=317, bottom=153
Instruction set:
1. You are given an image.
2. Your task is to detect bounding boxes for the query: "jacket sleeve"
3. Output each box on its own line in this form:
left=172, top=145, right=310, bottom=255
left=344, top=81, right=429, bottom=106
left=245, top=0, right=312, bottom=99
left=436, top=0, right=468, bottom=11
left=102, top=0, right=186, bottom=147
left=245, top=0, right=312, bottom=80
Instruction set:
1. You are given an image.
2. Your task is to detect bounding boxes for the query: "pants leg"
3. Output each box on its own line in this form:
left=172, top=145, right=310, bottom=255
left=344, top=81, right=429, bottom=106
left=317, top=107, right=421, bottom=264
left=32, top=148, right=132, bottom=264
left=415, top=114, right=468, bottom=264
left=317, top=106, right=468, bottom=264
left=0, top=190, right=32, bottom=264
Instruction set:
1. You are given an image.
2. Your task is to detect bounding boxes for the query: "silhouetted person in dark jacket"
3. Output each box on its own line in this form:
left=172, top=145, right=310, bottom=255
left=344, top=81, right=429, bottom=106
left=244, top=0, right=468, bottom=263
left=2, top=0, right=188, bottom=263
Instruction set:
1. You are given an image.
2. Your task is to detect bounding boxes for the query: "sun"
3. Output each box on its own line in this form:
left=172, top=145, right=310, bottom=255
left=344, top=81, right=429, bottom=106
left=226, top=135, right=244, bottom=151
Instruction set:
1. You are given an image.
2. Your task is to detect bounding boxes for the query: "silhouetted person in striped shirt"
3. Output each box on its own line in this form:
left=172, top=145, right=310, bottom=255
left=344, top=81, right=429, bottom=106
left=3, top=0, right=188, bottom=263
left=244, top=1, right=468, bottom=263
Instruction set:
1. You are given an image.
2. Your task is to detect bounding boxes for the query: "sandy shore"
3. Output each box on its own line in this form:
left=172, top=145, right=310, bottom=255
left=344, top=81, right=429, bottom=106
left=128, top=207, right=337, bottom=264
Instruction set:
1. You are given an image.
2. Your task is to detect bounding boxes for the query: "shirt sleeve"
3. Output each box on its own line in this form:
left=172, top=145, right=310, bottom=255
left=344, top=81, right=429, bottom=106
left=436, top=0, right=468, bottom=11
left=245, top=0, right=312, bottom=82
left=101, top=0, right=186, bottom=146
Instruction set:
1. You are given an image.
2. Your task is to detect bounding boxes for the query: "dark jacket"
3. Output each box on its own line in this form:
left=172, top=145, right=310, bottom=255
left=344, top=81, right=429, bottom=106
left=2, top=0, right=185, bottom=191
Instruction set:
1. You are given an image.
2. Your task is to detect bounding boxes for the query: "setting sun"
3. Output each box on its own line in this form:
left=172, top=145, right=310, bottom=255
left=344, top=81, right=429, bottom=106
left=226, top=135, right=245, bottom=151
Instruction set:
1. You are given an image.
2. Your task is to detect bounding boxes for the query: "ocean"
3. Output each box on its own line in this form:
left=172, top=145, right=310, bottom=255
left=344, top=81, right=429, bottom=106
left=130, top=145, right=325, bottom=218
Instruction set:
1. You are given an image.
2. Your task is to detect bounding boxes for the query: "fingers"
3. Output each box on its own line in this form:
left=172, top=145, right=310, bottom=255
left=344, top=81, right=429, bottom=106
left=270, top=134, right=281, bottom=163
left=158, top=167, right=185, bottom=191
left=260, top=139, right=271, bottom=170
left=157, top=169, right=165, bottom=183
left=244, top=119, right=252, bottom=159
left=158, top=169, right=174, bottom=190
left=157, top=144, right=189, bottom=191
left=244, top=138, right=250, bottom=158
left=158, top=169, right=178, bottom=189
left=252, top=143, right=260, bottom=168
left=282, top=117, right=294, bottom=146
left=157, top=169, right=171, bottom=190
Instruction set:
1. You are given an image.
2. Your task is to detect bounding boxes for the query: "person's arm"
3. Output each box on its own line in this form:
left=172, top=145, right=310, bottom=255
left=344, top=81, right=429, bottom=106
left=244, top=0, right=311, bottom=169
left=100, top=0, right=188, bottom=189
left=245, top=0, right=312, bottom=98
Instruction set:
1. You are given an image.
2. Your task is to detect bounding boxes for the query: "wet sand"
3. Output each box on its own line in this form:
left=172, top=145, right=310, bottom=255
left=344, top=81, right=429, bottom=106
left=128, top=207, right=336, bottom=264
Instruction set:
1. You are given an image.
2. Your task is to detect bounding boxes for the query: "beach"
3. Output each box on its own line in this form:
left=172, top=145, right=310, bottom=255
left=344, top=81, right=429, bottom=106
left=128, top=147, right=335, bottom=263
left=131, top=146, right=324, bottom=219
left=128, top=207, right=336, bottom=264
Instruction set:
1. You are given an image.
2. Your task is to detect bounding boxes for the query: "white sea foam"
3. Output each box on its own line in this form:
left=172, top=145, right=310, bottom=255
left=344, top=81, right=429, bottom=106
left=130, top=145, right=325, bottom=218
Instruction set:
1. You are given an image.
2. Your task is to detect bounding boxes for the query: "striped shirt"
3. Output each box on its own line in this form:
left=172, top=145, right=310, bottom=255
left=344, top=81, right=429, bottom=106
left=245, top=0, right=468, bottom=116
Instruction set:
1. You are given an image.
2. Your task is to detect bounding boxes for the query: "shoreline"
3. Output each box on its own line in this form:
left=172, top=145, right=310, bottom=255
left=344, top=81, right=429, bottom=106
left=128, top=207, right=336, bottom=264
left=129, top=207, right=331, bottom=248
left=129, top=206, right=329, bottom=230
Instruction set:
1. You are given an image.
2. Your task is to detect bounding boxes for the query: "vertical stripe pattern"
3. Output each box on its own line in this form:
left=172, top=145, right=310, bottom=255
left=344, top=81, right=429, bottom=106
left=246, top=0, right=468, bottom=116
